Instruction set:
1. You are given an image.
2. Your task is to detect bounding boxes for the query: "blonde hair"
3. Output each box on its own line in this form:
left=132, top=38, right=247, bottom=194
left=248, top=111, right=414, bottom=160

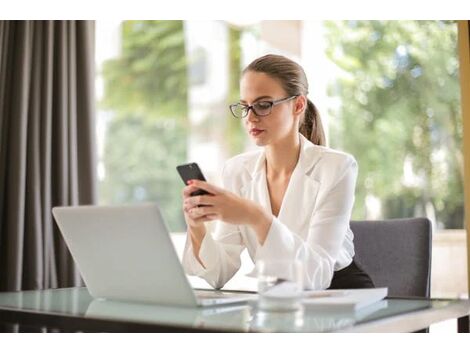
left=243, top=54, right=326, bottom=146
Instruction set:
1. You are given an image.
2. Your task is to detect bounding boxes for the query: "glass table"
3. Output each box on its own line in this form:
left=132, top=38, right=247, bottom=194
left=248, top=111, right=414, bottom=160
left=0, top=287, right=468, bottom=332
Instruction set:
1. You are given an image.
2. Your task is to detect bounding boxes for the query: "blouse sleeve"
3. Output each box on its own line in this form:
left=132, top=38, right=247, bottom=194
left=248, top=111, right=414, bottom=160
left=182, top=165, right=246, bottom=289
left=254, top=155, right=358, bottom=290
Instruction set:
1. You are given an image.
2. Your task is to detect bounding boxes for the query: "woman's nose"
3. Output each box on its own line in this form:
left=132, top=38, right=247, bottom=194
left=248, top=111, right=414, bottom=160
left=246, top=108, right=259, bottom=122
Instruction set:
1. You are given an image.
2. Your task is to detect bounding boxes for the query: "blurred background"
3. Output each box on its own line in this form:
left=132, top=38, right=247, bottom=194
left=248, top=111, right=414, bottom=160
left=95, top=20, right=466, bottom=301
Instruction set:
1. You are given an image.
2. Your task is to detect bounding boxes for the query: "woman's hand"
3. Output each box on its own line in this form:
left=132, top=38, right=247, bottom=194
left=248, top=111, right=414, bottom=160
left=182, top=182, right=211, bottom=263
left=184, top=179, right=253, bottom=225
left=184, top=179, right=273, bottom=244
left=182, top=183, right=213, bottom=229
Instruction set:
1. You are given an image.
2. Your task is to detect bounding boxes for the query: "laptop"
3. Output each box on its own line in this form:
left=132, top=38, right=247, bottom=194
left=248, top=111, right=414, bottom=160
left=52, top=203, right=254, bottom=307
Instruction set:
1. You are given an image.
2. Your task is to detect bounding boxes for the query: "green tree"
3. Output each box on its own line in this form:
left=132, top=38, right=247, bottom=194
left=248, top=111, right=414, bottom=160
left=324, top=21, right=463, bottom=228
left=99, top=20, right=189, bottom=231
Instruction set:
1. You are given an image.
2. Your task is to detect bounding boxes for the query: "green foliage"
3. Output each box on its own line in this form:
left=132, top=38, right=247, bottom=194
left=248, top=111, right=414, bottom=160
left=102, top=21, right=188, bottom=119
left=99, top=20, right=189, bottom=231
left=100, top=116, right=188, bottom=230
left=325, top=21, right=463, bottom=228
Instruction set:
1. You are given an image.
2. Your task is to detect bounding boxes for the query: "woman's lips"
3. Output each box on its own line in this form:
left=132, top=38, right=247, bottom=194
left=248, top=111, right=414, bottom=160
left=250, top=128, right=265, bottom=137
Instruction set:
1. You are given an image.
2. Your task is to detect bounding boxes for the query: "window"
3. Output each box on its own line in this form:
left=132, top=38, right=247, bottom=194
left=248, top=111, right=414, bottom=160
left=95, top=20, right=465, bottom=298
left=324, top=21, right=463, bottom=230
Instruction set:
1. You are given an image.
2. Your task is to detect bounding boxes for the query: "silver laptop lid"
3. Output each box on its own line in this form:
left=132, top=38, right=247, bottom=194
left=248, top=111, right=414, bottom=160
left=52, top=203, right=198, bottom=307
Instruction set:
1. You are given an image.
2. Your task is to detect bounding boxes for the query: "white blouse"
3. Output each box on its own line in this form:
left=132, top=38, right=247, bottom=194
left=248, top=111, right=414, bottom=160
left=182, top=134, right=357, bottom=290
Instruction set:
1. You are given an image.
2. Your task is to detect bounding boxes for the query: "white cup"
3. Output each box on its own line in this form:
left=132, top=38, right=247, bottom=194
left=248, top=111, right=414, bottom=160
left=256, top=259, right=304, bottom=312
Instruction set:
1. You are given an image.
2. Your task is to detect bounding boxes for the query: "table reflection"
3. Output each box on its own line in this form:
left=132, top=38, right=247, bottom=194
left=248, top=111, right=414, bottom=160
left=248, top=300, right=389, bottom=332
left=85, top=299, right=252, bottom=331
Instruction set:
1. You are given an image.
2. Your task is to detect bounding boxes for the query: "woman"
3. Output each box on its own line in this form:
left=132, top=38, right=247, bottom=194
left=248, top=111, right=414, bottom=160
left=181, top=54, right=374, bottom=290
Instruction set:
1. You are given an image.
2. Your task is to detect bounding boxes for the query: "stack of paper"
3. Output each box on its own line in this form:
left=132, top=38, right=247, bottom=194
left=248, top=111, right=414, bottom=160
left=302, top=287, right=388, bottom=311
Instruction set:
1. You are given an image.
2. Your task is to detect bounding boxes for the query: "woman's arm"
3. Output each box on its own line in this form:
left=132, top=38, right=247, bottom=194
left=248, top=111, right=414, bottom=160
left=182, top=193, right=271, bottom=288
left=181, top=165, right=248, bottom=289
left=247, top=206, right=273, bottom=245
left=182, top=220, right=245, bottom=289
left=255, top=155, right=358, bottom=290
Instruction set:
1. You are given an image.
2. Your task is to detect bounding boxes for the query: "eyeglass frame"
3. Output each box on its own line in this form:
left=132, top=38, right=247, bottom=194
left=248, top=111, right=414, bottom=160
left=229, top=95, right=299, bottom=119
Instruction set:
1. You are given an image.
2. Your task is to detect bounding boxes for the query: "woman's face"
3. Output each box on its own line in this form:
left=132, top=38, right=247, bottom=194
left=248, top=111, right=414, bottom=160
left=240, top=71, right=302, bottom=147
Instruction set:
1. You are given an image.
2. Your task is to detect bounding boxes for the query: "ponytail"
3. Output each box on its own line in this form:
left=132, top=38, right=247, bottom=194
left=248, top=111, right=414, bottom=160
left=299, top=99, right=326, bottom=146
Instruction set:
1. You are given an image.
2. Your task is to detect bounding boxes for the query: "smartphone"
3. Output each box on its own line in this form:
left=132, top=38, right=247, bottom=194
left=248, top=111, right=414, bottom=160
left=176, top=162, right=210, bottom=196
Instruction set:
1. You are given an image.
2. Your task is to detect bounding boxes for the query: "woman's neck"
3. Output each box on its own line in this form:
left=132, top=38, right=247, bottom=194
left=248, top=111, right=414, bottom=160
left=265, top=133, right=301, bottom=179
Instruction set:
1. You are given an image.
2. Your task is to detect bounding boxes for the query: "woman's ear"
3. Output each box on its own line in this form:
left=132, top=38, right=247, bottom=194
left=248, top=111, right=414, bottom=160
left=294, top=95, right=307, bottom=115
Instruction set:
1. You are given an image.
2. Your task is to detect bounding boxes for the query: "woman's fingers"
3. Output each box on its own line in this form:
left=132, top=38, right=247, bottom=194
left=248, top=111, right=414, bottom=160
left=188, top=212, right=216, bottom=222
left=187, top=205, right=217, bottom=219
left=182, top=184, right=203, bottom=198
left=184, top=206, right=213, bottom=225
left=188, top=180, right=223, bottom=195
left=182, top=181, right=223, bottom=224
left=184, top=195, right=216, bottom=209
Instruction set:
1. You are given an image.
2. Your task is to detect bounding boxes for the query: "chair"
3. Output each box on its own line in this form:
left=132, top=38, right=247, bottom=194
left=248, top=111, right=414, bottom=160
left=350, top=218, right=432, bottom=298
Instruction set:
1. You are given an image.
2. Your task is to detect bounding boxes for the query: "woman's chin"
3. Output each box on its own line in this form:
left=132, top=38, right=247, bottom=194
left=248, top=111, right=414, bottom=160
left=252, top=137, right=268, bottom=146
left=249, top=132, right=268, bottom=146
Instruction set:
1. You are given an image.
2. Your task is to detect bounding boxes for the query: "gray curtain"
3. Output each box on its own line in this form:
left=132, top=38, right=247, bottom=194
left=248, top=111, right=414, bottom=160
left=0, top=21, right=97, bottom=292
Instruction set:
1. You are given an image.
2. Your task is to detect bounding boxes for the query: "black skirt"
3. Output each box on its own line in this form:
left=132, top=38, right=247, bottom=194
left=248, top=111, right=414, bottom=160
left=327, top=259, right=375, bottom=290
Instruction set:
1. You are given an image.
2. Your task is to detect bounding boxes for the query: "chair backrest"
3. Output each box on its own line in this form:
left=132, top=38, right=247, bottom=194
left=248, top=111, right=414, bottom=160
left=350, top=218, right=432, bottom=298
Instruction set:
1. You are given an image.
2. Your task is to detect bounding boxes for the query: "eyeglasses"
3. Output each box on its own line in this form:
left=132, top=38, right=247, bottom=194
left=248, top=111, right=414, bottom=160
left=229, top=95, right=298, bottom=119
